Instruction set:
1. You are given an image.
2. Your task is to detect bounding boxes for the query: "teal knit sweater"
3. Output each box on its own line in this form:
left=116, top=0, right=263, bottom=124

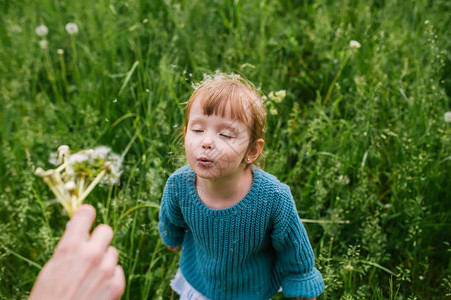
left=159, top=165, right=324, bottom=299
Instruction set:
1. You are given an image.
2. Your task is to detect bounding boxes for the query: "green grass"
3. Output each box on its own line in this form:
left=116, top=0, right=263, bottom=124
left=1, top=0, right=450, bottom=299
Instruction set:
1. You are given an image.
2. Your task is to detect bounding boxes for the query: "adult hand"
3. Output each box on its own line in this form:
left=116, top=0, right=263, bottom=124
left=30, top=204, right=125, bottom=300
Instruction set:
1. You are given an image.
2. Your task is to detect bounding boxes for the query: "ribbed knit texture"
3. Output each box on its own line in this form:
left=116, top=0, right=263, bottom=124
left=159, top=165, right=324, bottom=299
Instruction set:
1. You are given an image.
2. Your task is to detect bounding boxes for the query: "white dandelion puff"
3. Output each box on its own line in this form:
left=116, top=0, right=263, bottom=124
left=57, top=49, right=64, bottom=55
left=65, top=22, right=79, bottom=35
left=39, top=40, right=48, bottom=50
left=68, top=153, right=90, bottom=164
left=350, top=40, right=361, bottom=49
left=93, top=146, right=111, bottom=159
left=35, top=25, right=48, bottom=37
left=444, top=112, right=451, bottom=123
left=344, top=264, right=354, bottom=271
left=49, top=152, right=59, bottom=166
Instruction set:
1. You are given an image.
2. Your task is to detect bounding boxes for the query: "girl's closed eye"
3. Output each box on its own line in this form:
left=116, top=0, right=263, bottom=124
left=220, top=133, right=234, bottom=139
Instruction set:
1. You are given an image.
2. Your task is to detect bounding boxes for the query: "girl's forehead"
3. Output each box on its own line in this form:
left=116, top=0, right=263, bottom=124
left=192, top=95, right=252, bottom=121
left=188, top=99, right=251, bottom=129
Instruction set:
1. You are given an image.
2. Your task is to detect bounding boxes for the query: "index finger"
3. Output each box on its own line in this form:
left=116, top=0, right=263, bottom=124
left=60, top=205, right=96, bottom=243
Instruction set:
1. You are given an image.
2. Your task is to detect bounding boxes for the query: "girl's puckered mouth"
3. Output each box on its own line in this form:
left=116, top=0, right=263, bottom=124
left=197, top=157, right=213, bottom=166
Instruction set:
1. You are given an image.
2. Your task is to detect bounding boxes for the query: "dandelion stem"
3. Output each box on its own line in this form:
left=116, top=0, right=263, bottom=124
left=79, top=177, right=85, bottom=196
left=323, top=51, right=352, bottom=106
left=43, top=178, right=72, bottom=214
left=55, top=160, right=71, bottom=173
left=43, top=47, right=62, bottom=103
left=58, top=52, right=69, bottom=95
left=78, top=169, right=107, bottom=203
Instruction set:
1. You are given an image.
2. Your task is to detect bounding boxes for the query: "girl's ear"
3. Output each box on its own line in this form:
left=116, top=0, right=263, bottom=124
left=246, top=139, right=265, bottom=164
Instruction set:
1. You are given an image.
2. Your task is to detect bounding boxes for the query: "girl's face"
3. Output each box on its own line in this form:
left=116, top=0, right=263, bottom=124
left=184, top=98, right=251, bottom=181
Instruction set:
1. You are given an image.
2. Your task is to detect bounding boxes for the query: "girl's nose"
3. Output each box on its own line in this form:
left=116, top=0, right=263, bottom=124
left=201, top=136, right=214, bottom=150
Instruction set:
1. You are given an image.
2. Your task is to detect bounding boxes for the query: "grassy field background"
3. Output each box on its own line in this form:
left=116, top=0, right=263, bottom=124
left=1, top=0, right=450, bottom=298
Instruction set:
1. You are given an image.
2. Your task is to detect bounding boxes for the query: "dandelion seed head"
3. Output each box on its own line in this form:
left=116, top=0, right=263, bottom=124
left=350, top=40, right=361, bottom=49
left=65, top=22, right=79, bottom=35
left=69, top=153, right=90, bottom=164
left=93, top=146, right=111, bottom=159
left=36, top=145, right=123, bottom=217
left=344, top=264, right=354, bottom=271
left=39, top=40, right=48, bottom=50
left=444, top=111, right=451, bottom=123
left=35, top=25, right=48, bottom=37
left=49, top=152, right=59, bottom=166
left=57, top=49, right=64, bottom=55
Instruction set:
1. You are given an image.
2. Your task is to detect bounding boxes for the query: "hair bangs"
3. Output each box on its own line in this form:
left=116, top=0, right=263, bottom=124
left=197, top=82, right=251, bottom=125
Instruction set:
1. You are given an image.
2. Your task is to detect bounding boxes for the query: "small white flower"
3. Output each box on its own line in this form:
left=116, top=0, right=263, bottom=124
left=65, top=22, right=79, bottom=35
left=275, top=90, right=286, bottom=99
left=350, top=40, right=361, bottom=49
left=35, top=25, right=48, bottom=37
left=337, top=175, right=350, bottom=185
left=57, top=49, right=64, bottom=55
left=418, top=275, right=424, bottom=280
left=269, top=107, right=278, bottom=115
left=39, top=40, right=48, bottom=50
left=444, top=111, right=451, bottom=123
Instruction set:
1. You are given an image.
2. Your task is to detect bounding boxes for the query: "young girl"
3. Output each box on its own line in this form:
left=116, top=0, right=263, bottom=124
left=159, top=73, right=324, bottom=300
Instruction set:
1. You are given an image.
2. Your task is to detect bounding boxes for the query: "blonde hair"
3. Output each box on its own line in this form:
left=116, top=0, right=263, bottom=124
left=184, top=73, right=266, bottom=150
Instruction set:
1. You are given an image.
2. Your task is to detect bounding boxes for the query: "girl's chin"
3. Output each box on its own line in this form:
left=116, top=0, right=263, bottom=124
left=193, top=165, right=219, bottom=179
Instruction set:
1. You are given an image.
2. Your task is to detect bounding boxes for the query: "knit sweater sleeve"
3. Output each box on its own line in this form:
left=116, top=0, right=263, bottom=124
left=271, top=184, right=324, bottom=298
left=158, top=175, right=187, bottom=247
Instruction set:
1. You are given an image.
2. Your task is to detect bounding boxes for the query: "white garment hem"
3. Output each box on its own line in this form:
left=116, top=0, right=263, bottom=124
left=170, top=269, right=210, bottom=300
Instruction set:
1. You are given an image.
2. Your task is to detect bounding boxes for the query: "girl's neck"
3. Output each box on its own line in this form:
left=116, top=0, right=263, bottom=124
left=196, top=167, right=253, bottom=209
